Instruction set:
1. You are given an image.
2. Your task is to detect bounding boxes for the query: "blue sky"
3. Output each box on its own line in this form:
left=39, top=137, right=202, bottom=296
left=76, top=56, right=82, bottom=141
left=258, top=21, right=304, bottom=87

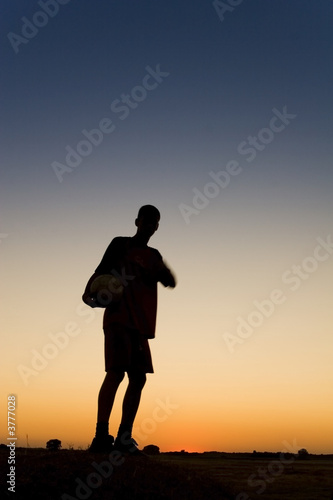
left=2, top=1, right=332, bottom=211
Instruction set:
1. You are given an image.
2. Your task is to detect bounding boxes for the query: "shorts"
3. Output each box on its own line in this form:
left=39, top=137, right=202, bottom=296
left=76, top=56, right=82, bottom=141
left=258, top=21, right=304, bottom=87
left=104, top=323, right=154, bottom=373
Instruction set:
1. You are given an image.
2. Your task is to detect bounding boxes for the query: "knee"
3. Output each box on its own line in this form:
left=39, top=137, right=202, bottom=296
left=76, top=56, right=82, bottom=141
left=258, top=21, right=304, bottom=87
left=128, top=372, right=146, bottom=389
left=107, top=369, right=125, bottom=384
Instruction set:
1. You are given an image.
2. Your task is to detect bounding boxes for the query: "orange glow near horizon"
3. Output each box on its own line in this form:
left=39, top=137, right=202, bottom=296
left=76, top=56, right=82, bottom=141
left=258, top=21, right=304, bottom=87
left=1, top=207, right=333, bottom=455
left=2, top=321, right=333, bottom=455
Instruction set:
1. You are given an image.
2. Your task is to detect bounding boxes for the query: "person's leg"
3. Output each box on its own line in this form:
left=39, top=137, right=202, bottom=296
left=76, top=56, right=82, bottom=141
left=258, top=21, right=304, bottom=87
left=92, top=369, right=124, bottom=444
left=117, top=371, right=146, bottom=437
left=95, top=324, right=126, bottom=435
left=97, top=369, right=125, bottom=423
left=114, top=330, right=152, bottom=453
left=114, top=371, right=147, bottom=453
left=89, top=369, right=125, bottom=452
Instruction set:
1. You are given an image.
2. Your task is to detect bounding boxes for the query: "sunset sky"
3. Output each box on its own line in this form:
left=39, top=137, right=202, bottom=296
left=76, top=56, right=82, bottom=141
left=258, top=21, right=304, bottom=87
left=1, top=1, right=333, bottom=454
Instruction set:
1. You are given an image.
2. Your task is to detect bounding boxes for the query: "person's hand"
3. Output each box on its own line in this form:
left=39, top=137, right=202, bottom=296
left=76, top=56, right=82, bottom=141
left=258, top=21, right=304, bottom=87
left=82, top=292, right=99, bottom=308
left=152, top=261, right=176, bottom=287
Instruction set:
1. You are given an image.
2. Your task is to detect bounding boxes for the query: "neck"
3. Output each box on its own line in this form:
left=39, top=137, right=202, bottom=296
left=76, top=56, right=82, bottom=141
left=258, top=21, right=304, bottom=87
left=132, top=232, right=150, bottom=246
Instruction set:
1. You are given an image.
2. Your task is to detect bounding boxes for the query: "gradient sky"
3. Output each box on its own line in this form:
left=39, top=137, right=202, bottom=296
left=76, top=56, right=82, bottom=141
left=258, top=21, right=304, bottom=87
left=1, top=0, right=332, bottom=453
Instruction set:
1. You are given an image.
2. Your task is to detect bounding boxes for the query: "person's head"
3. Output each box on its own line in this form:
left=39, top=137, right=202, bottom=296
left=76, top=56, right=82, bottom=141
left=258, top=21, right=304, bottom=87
left=135, top=205, right=160, bottom=238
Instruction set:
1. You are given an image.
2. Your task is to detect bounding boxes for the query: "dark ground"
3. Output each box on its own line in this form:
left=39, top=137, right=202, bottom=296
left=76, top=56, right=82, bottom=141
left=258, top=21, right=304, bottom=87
left=1, top=448, right=333, bottom=499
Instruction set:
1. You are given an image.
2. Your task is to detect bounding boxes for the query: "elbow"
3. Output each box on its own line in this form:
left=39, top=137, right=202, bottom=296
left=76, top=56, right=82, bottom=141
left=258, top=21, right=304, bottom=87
left=165, top=274, right=176, bottom=288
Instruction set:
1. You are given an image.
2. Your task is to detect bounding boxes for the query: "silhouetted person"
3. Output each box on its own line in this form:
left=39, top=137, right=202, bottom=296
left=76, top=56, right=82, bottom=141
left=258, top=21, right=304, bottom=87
left=83, top=205, right=176, bottom=454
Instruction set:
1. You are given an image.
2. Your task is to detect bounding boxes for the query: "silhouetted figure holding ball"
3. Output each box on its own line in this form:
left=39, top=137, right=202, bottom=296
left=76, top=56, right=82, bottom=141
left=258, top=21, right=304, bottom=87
left=83, top=205, right=176, bottom=454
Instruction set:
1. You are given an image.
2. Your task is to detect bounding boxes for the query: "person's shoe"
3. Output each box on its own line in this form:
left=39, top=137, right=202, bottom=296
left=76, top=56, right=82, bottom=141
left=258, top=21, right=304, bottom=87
left=88, top=434, right=114, bottom=453
left=114, top=434, right=145, bottom=456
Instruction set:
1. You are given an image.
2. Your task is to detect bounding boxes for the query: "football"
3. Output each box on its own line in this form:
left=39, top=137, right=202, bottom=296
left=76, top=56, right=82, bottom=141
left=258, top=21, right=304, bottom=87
left=90, top=274, right=124, bottom=306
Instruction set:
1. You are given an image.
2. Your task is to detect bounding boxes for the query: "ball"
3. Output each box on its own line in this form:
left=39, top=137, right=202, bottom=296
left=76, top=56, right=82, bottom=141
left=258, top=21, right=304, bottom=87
left=90, top=274, right=124, bottom=306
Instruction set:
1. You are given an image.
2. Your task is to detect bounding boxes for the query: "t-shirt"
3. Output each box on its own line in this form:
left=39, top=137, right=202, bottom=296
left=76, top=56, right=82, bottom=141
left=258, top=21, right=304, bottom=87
left=95, top=236, right=166, bottom=339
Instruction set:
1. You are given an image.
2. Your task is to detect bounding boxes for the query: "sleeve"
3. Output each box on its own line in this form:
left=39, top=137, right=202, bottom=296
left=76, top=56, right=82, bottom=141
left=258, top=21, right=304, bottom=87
left=152, top=249, right=177, bottom=288
left=82, top=237, right=127, bottom=308
left=95, top=237, right=126, bottom=274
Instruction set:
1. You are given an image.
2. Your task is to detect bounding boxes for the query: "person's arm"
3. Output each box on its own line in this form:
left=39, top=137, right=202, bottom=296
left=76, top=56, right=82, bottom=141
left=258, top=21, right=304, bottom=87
left=95, top=237, right=124, bottom=274
left=153, top=252, right=176, bottom=287
left=157, top=263, right=176, bottom=288
left=82, top=272, right=100, bottom=307
left=82, top=237, right=125, bottom=307
left=139, top=250, right=176, bottom=287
